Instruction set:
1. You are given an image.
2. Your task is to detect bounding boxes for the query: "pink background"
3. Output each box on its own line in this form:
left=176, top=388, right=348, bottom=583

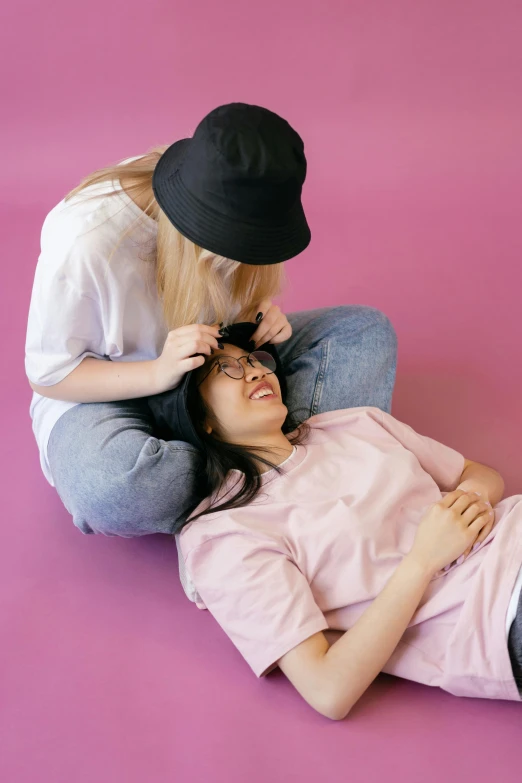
left=1, top=1, right=521, bottom=781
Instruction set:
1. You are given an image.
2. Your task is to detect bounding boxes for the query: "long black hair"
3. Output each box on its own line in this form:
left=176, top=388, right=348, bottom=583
left=173, top=370, right=310, bottom=532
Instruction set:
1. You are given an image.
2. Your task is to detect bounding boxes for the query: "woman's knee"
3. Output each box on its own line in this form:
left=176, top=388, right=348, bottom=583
left=57, top=437, right=199, bottom=537
left=328, top=304, right=398, bottom=353
left=286, top=304, right=397, bottom=357
left=48, top=402, right=199, bottom=537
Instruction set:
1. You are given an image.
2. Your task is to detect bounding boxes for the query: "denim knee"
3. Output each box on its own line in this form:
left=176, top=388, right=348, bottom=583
left=79, top=440, right=198, bottom=537
left=50, top=418, right=200, bottom=537
left=329, top=304, right=398, bottom=352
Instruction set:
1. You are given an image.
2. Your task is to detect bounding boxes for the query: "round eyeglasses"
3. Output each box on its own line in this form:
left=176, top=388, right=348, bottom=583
left=196, top=350, right=277, bottom=387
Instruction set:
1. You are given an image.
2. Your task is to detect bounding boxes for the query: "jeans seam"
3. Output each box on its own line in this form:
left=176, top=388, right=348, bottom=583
left=285, top=306, right=350, bottom=363
left=310, top=339, right=330, bottom=417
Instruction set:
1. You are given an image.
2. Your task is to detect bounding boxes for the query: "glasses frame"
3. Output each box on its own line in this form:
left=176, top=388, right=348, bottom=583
left=195, top=350, right=277, bottom=388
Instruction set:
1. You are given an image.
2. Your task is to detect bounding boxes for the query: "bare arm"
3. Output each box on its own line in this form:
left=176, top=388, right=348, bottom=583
left=277, top=554, right=434, bottom=720
left=28, top=357, right=161, bottom=403
left=28, top=323, right=223, bottom=403
left=457, top=459, right=505, bottom=506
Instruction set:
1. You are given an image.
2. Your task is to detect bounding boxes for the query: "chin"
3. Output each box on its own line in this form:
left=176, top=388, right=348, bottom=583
left=271, top=403, right=288, bottom=425
left=252, top=401, right=286, bottom=423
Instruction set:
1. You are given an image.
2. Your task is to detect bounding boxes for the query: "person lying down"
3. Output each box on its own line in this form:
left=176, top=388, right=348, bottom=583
left=164, top=322, right=522, bottom=720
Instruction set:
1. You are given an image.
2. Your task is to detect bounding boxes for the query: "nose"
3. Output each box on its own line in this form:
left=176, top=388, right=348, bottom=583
left=244, top=362, right=267, bottom=383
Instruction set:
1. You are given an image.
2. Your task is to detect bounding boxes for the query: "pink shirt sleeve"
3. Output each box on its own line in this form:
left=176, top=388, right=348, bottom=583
left=182, top=531, right=330, bottom=677
left=377, top=409, right=466, bottom=491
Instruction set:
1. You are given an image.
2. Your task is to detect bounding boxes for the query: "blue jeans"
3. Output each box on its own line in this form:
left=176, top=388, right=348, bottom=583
left=47, top=305, right=398, bottom=537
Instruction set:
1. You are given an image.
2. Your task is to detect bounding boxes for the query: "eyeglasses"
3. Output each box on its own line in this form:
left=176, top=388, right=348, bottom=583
left=196, top=351, right=277, bottom=387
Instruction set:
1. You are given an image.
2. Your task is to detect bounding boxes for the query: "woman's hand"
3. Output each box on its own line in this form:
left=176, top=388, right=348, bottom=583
left=456, top=482, right=496, bottom=560
left=237, top=298, right=292, bottom=348
left=153, top=323, right=223, bottom=394
left=409, top=489, right=495, bottom=575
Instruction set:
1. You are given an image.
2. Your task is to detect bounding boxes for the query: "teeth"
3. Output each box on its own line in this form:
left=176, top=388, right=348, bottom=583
left=251, top=387, right=273, bottom=400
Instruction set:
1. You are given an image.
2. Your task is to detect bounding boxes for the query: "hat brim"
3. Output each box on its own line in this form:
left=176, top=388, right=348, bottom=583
left=152, top=140, right=311, bottom=265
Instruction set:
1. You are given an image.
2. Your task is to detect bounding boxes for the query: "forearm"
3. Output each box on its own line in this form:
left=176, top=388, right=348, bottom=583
left=29, top=357, right=161, bottom=403
left=456, top=462, right=505, bottom=506
left=315, top=555, right=433, bottom=719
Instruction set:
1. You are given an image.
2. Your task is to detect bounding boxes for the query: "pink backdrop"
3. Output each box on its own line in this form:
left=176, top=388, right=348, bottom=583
left=1, top=1, right=520, bottom=781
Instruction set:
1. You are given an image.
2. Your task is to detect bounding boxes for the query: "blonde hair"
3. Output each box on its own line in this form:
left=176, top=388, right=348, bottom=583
left=65, top=145, right=286, bottom=330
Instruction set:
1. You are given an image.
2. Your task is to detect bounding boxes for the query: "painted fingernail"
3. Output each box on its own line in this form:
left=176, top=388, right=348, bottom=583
left=472, top=543, right=480, bottom=551
left=219, top=322, right=224, bottom=327
left=217, top=342, right=224, bottom=349
left=256, top=312, right=263, bottom=323
left=210, top=348, right=214, bottom=354
left=218, top=328, right=227, bottom=336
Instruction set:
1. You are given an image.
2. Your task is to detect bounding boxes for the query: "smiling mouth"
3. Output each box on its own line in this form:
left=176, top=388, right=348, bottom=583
left=249, top=382, right=276, bottom=400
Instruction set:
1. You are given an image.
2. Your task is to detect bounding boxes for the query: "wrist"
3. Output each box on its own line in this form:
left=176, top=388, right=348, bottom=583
left=403, top=552, right=438, bottom=581
left=148, top=359, right=164, bottom=396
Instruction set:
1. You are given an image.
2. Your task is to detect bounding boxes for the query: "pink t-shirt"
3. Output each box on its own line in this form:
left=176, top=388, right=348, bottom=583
left=179, top=407, right=522, bottom=702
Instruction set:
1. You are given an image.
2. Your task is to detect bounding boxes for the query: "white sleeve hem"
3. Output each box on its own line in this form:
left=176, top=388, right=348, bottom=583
left=25, top=351, right=107, bottom=387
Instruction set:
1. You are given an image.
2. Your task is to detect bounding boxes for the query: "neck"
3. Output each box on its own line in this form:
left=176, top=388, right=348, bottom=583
left=234, top=430, right=294, bottom=473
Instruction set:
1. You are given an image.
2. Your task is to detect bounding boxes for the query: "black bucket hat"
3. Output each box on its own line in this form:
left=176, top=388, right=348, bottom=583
left=146, top=322, right=288, bottom=449
left=151, top=102, right=311, bottom=265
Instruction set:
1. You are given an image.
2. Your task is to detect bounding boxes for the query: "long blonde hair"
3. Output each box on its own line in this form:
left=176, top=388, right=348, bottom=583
left=65, top=145, right=286, bottom=330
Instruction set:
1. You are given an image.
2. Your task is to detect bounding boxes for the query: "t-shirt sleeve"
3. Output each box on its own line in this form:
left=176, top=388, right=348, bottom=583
left=377, top=408, right=466, bottom=491
left=25, top=238, right=107, bottom=386
left=182, top=531, right=330, bottom=677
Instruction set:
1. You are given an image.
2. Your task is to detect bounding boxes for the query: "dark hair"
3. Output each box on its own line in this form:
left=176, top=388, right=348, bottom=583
left=173, top=370, right=310, bottom=532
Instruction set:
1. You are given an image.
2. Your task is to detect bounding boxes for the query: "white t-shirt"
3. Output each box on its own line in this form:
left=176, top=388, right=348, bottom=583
left=25, top=175, right=165, bottom=485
